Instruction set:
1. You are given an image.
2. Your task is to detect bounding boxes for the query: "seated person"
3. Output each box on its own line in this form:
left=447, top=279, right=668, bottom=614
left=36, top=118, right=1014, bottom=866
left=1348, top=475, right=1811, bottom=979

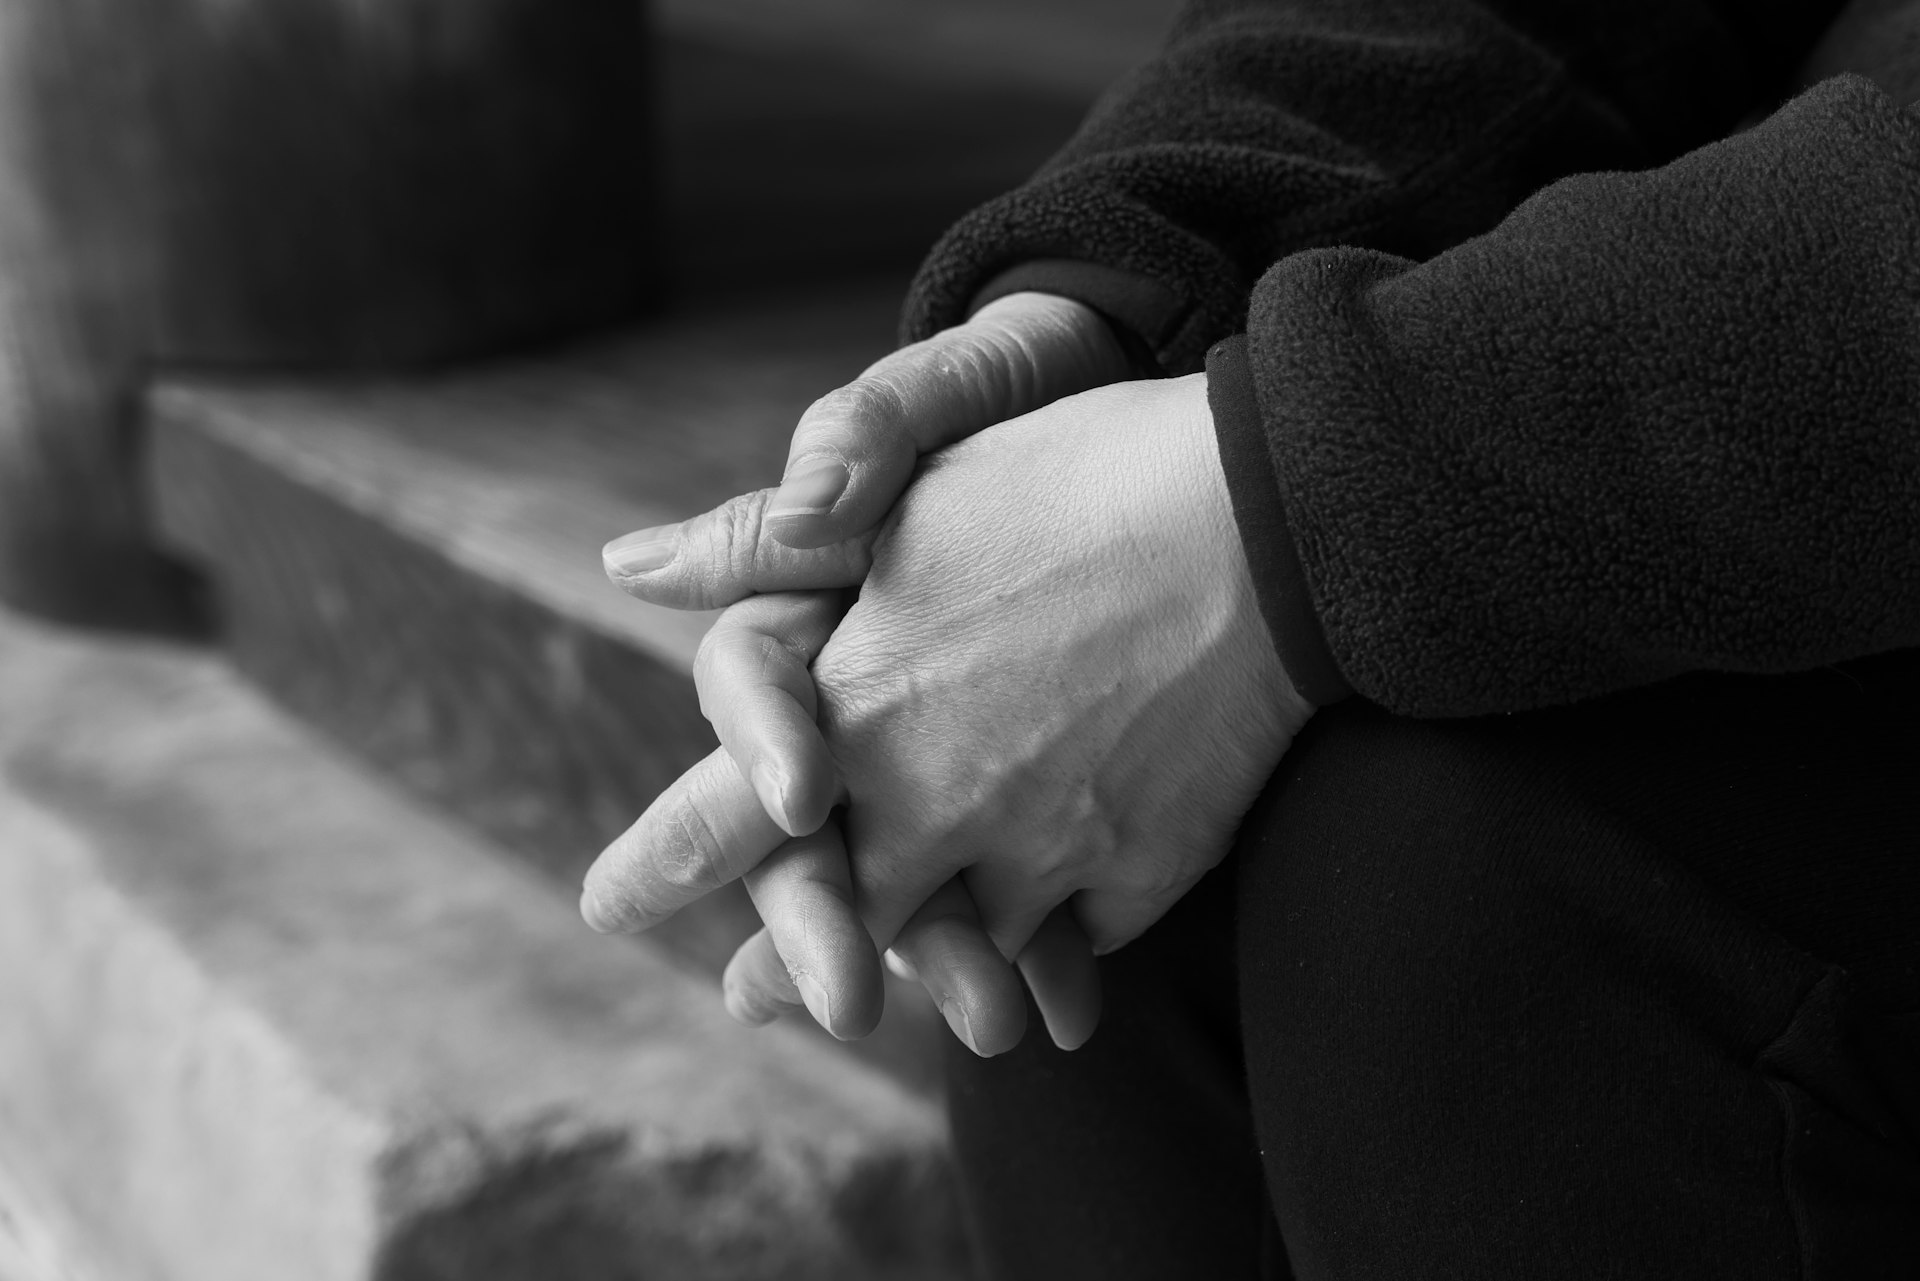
left=585, top=2, right=1920, bottom=1276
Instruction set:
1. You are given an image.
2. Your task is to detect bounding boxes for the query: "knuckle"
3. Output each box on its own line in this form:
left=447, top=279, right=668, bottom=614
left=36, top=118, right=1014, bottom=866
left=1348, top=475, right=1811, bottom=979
left=649, top=803, right=729, bottom=898
left=693, top=617, right=803, bottom=703
left=752, top=630, right=802, bottom=683
left=807, top=376, right=900, bottom=431
left=917, top=327, right=1005, bottom=388
left=1116, top=851, right=1187, bottom=905
left=692, top=627, right=751, bottom=722
left=811, top=650, right=894, bottom=744
left=718, top=494, right=767, bottom=585
left=669, top=497, right=759, bottom=611
left=692, top=615, right=756, bottom=686
left=691, top=623, right=727, bottom=691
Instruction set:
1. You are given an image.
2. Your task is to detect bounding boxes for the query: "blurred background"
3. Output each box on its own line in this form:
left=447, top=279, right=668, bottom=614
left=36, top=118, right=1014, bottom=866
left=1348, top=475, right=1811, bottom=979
left=0, top=2, right=1180, bottom=1279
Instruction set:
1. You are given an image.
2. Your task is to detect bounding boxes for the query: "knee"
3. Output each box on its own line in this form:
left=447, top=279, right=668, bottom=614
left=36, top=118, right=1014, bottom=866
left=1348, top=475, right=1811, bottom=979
left=1230, top=700, right=1655, bottom=1046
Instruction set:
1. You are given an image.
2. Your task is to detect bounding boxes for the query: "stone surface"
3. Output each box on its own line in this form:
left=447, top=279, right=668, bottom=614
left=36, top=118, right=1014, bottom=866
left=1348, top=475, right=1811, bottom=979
left=0, top=611, right=966, bottom=1281
left=145, top=285, right=947, bottom=1091
left=0, top=1146, right=98, bottom=1281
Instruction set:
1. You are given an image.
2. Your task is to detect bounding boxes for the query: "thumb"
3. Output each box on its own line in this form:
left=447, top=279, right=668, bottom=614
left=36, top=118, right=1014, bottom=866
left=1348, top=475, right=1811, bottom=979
left=765, top=291, right=1132, bottom=550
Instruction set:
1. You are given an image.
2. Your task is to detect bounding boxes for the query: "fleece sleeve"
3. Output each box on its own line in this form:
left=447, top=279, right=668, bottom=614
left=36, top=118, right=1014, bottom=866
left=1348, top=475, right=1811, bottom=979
left=1213, top=73, right=1920, bottom=718
left=901, top=0, right=1844, bottom=372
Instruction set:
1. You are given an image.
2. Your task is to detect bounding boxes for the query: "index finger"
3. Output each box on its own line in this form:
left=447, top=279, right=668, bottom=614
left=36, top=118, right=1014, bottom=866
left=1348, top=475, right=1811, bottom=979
left=693, top=590, right=844, bottom=839
left=581, top=746, right=785, bottom=935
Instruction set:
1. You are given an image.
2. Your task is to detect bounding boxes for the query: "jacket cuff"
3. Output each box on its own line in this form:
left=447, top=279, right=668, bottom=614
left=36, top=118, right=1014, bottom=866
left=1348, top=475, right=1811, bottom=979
left=1205, top=334, right=1352, bottom=707
left=966, top=259, right=1190, bottom=377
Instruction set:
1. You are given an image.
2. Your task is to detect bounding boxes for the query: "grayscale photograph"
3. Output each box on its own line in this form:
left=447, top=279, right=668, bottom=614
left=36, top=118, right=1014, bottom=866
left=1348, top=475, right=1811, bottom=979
left=0, top=1, right=1915, bottom=1278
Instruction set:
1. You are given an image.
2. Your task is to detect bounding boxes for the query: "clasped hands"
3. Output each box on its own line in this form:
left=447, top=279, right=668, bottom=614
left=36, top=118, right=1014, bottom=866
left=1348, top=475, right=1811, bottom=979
left=582, top=293, right=1313, bottom=1054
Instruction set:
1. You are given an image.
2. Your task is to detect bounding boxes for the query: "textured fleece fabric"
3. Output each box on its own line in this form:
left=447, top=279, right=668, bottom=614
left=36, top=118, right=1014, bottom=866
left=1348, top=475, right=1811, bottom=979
left=1231, top=75, right=1920, bottom=715
left=904, top=0, right=1845, bottom=369
left=903, top=0, right=1920, bottom=716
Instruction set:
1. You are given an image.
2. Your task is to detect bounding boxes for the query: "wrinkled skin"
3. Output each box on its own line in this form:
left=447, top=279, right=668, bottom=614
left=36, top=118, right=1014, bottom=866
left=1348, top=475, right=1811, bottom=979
left=812, top=375, right=1310, bottom=960
left=591, top=291, right=1135, bottom=1053
left=586, top=372, right=1313, bottom=1053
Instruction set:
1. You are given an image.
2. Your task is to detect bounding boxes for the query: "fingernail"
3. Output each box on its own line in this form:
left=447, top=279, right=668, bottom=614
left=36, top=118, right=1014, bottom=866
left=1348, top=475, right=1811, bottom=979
left=1051, top=1022, right=1094, bottom=1053
left=602, top=525, right=677, bottom=576
left=939, top=998, right=981, bottom=1055
left=795, top=973, right=837, bottom=1036
left=749, top=762, right=792, bottom=834
left=580, top=885, right=628, bottom=934
left=767, top=460, right=849, bottom=522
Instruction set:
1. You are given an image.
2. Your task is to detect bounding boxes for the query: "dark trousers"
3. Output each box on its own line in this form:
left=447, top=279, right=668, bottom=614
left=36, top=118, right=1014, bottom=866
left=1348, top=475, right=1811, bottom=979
left=946, top=654, right=1920, bottom=1280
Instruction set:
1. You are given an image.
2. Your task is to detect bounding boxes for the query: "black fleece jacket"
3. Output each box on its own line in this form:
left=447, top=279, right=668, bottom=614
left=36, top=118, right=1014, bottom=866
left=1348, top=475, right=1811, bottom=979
left=902, top=0, right=1920, bottom=717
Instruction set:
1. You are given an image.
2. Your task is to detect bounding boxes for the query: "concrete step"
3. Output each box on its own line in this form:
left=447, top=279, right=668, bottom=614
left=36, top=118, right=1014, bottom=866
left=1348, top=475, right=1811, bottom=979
left=144, top=284, right=945, bottom=1091
left=0, top=609, right=965, bottom=1281
left=0, top=1142, right=105, bottom=1281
